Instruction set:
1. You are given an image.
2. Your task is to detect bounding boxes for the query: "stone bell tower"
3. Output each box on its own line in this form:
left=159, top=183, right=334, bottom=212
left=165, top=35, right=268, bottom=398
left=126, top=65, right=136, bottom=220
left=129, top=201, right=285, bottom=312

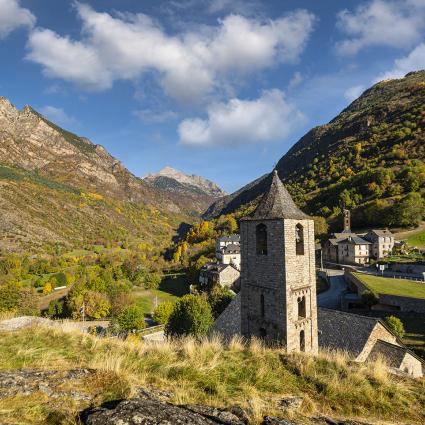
left=240, top=171, right=318, bottom=354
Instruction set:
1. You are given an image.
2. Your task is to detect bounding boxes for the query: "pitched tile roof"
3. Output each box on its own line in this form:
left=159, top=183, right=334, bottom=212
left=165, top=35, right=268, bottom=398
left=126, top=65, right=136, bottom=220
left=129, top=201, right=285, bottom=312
left=317, top=308, right=382, bottom=357
left=247, top=170, right=309, bottom=221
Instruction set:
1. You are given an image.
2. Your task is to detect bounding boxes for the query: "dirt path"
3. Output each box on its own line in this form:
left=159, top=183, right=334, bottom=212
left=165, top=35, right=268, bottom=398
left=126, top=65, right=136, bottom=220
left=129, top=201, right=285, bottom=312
left=393, top=222, right=425, bottom=240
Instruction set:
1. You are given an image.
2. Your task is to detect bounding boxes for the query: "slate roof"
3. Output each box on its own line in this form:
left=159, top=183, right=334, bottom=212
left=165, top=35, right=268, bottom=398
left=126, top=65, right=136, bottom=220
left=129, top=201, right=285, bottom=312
left=333, top=232, right=358, bottom=239
left=222, top=244, right=240, bottom=254
left=317, top=308, right=382, bottom=357
left=218, top=235, right=240, bottom=243
left=248, top=170, right=309, bottom=221
left=341, top=236, right=372, bottom=245
left=368, top=339, right=425, bottom=370
left=370, top=229, right=394, bottom=237
left=367, top=339, right=407, bottom=368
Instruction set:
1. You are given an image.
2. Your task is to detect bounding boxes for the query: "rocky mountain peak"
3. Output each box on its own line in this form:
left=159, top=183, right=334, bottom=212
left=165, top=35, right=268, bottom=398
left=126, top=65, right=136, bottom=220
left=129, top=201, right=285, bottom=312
left=144, top=166, right=227, bottom=198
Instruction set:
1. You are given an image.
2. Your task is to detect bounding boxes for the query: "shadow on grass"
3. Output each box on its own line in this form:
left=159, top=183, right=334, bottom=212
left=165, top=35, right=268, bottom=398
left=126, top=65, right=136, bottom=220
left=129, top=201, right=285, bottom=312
left=157, top=276, right=190, bottom=297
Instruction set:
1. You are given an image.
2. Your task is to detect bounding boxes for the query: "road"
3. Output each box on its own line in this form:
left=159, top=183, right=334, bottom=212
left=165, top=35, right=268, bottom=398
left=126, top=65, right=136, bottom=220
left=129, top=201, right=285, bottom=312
left=317, top=269, right=346, bottom=309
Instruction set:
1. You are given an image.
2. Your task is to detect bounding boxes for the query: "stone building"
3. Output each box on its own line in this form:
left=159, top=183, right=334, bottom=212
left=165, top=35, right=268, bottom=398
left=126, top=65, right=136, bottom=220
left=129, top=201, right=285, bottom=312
left=216, top=243, right=241, bottom=269
left=322, top=211, right=394, bottom=265
left=210, top=170, right=423, bottom=377
left=199, top=263, right=240, bottom=292
left=239, top=170, right=318, bottom=353
left=365, top=229, right=395, bottom=259
left=318, top=308, right=424, bottom=378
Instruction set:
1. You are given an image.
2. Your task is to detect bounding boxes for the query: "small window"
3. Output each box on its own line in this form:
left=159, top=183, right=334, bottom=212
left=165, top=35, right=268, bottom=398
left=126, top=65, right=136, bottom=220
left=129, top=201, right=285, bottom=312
left=256, top=223, right=268, bottom=255
left=295, top=224, right=304, bottom=255
left=300, top=330, right=305, bottom=352
left=259, top=327, right=267, bottom=338
left=260, top=294, right=265, bottom=318
left=297, top=296, right=306, bottom=318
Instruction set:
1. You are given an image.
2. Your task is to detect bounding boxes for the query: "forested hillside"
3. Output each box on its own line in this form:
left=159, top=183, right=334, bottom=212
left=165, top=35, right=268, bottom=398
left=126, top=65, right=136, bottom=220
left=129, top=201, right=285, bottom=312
left=206, top=71, right=425, bottom=229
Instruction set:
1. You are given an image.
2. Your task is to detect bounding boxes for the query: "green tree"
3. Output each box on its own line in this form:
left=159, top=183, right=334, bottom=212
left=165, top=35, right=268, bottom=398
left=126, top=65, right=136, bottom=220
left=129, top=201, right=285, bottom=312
left=84, top=291, right=111, bottom=319
left=144, top=272, right=161, bottom=290
left=153, top=301, right=175, bottom=325
left=165, top=294, right=213, bottom=338
left=208, top=287, right=235, bottom=319
left=116, top=305, right=145, bottom=331
left=47, top=299, right=66, bottom=318
left=389, top=192, right=425, bottom=227
left=187, top=256, right=210, bottom=286
left=312, top=216, right=328, bottom=238
left=385, top=315, right=405, bottom=338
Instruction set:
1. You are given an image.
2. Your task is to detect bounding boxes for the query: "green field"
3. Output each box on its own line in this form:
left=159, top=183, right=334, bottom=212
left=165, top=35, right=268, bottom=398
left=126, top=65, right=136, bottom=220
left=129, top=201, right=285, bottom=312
left=406, top=229, right=425, bottom=248
left=353, top=272, right=425, bottom=299
left=133, top=275, right=189, bottom=315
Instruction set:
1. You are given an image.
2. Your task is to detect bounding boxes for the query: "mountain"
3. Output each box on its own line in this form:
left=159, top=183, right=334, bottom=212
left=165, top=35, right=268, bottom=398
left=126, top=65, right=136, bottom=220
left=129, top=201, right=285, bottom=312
left=205, top=71, right=425, bottom=228
left=0, top=97, right=201, bottom=252
left=144, top=166, right=226, bottom=198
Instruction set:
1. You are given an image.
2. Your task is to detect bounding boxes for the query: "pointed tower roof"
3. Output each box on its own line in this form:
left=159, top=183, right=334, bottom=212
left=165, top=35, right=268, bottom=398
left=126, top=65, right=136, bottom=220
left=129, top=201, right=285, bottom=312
left=251, top=170, right=309, bottom=220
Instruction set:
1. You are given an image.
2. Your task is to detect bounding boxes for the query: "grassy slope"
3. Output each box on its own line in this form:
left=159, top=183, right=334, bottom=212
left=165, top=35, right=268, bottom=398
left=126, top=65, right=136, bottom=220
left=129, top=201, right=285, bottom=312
left=353, top=272, right=425, bottom=299
left=0, top=325, right=424, bottom=425
left=407, top=229, right=425, bottom=248
left=133, top=275, right=189, bottom=314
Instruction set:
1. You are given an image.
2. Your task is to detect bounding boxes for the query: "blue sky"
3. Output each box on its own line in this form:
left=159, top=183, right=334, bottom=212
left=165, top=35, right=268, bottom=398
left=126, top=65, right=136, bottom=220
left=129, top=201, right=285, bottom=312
left=0, top=0, right=424, bottom=192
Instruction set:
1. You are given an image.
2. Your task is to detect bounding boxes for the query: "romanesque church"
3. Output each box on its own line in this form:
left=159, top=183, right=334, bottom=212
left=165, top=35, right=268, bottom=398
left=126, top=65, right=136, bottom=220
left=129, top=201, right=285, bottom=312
left=212, top=171, right=424, bottom=378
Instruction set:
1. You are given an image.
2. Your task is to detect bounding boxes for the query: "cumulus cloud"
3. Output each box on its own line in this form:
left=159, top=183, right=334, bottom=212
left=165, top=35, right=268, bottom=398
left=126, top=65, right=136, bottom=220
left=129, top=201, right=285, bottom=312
left=39, top=105, right=77, bottom=127
left=0, top=0, right=35, bottom=39
left=336, top=0, right=425, bottom=55
left=288, top=71, right=303, bottom=90
left=375, top=43, right=425, bottom=82
left=178, top=89, right=304, bottom=146
left=26, top=3, right=315, bottom=102
left=344, top=84, right=365, bottom=102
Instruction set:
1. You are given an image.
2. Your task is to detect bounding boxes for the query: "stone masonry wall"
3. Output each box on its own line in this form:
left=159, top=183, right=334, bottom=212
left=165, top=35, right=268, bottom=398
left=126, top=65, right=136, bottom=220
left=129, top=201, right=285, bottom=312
left=356, top=321, right=398, bottom=362
left=240, top=218, right=318, bottom=354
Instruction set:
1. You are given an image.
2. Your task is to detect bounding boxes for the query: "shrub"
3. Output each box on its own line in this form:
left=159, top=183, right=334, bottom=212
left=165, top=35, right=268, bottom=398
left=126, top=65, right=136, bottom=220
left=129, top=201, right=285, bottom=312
left=208, top=287, right=235, bottom=319
left=116, top=305, right=146, bottom=331
left=153, top=301, right=175, bottom=325
left=165, top=294, right=213, bottom=338
left=385, top=316, right=405, bottom=338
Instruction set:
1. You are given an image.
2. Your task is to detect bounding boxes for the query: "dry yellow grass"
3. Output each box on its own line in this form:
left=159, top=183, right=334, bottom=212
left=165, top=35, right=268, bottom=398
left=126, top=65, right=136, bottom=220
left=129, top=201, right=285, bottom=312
left=0, top=324, right=424, bottom=425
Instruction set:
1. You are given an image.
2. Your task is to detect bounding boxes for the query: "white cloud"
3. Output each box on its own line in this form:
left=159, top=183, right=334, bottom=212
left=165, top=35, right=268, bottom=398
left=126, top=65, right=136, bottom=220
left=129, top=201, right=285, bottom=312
left=133, top=109, right=177, bottom=123
left=26, top=3, right=315, bottom=102
left=336, top=0, right=425, bottom=55
left=288, top=71, right=303, bottom=90
left=0, top=0, right=35, bottom=39
left=344, top=84, right=365, bottom=102
left=208, top=0, right=261, bottom=16
left=375, top=43, right=425, bottom=81
left=178, top=89, right=304, bottom=146
left=39, top=105, right=77, bottom=127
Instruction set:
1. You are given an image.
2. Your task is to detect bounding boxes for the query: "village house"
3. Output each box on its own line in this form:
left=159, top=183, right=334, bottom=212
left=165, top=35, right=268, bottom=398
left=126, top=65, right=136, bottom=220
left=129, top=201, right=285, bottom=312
left=322, top=209, right=395, bottom=265
left=215, top=235, right=241, bottom=269
left=211, top=171, right=423, bottom=378
left=199, top=262, right=240, bottom=292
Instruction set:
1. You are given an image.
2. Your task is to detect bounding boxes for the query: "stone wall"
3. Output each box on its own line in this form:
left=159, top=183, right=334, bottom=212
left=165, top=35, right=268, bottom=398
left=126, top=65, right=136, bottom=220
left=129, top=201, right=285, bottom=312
left=209, top=293, right=241, bottom=341
left=240, top=218, right=318, bottom=354
left=345, top=271, right=425, bottom=313
left=400, top=352, right=423, bottom=378
left=356, top=321, right=398, bottom=362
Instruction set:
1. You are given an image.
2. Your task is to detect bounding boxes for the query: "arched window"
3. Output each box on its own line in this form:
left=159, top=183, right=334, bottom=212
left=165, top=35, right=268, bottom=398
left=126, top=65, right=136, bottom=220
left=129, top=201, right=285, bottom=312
left=300, top=330, right=305, bottom=352
left=260, top=294, right=265, bottom=318
left=256, top=223, right=268, bottom=255
left=295, top=224, right=304, bottom=255
left=297, top=296, right=306, bottom=318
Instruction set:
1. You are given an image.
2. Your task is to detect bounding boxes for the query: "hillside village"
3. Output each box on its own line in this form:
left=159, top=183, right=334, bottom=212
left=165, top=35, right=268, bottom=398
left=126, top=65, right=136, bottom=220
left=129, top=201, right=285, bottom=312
left=0, top=0, right=425, bottom=421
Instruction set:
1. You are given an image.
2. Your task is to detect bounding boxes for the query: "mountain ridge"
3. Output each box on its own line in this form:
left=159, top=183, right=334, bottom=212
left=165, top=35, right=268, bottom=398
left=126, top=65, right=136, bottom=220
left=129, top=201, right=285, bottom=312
left=0, top=97, right=209, bottom=252
left=205, top=71, right=425, bottom=228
